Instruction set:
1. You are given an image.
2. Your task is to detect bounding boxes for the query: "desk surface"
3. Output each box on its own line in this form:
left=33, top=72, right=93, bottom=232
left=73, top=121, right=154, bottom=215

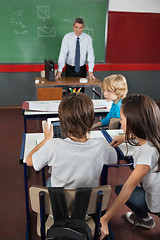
left=23, top=133, right=44, bottom=163
left=35, top=77, right=102, bottom=87
left=22, top=130, right=133, bottom=163
left=23, top=131, right=104, bottom=163
left=90, top=130, right=133, bottom=157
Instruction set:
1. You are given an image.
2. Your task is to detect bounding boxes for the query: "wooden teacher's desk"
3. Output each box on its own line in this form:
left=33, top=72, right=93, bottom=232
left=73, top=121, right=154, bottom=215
left=35, top=77, right=102, bottom=100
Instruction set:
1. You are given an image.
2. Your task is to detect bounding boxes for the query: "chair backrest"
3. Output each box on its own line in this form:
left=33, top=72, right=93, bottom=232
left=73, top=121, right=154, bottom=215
left=108, top=118, right=120, bottom=130
left=29, top=185, right=111, bottom=216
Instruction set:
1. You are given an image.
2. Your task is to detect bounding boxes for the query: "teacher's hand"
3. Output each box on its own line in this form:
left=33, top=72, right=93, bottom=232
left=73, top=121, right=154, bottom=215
left=88, top=72, right=95, bottom=80
left=55, top=71, right=62, bottom=79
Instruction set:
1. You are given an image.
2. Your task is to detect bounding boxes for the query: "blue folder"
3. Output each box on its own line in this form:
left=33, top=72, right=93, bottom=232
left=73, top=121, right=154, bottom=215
left=101, top=129, right=124, bottom=159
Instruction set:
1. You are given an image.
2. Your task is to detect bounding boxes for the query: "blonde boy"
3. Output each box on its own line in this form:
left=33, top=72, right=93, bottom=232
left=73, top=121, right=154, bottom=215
left=92, top=74, right=128, bottom=129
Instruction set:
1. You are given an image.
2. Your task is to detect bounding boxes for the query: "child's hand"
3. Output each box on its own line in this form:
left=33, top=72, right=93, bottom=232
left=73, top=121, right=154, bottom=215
left=44, top=122, right=53, bottom=140
left=86, top=132, right=90, bottom=139
left=110, top=134, right=125, bottom=147
left=99, top=217, right=109, bottom=240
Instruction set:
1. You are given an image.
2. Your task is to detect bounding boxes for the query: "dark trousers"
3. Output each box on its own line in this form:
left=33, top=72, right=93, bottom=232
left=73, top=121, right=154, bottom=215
left=65, top=64, right=86, bottom=77
left=115, top=185, right=160, bottom=218
left=65, top=64, right=86, bottom=93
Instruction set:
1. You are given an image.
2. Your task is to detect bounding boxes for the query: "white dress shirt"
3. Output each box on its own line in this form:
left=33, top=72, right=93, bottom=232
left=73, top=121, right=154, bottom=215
left=57, top=32, right=95, bottom=72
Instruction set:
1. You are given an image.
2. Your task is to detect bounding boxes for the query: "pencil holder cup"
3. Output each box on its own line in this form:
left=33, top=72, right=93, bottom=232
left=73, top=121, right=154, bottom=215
left=41, top=70, right=45, bottom=78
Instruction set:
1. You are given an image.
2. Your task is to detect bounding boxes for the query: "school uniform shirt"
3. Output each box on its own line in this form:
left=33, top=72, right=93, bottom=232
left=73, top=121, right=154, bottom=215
left=32, top=137, right=117, bottom=189
left=100, top=99, right=122, bottom=127
left=57, top=32, right=95, bottom=72
left=133, top=141, right=160, bottom=212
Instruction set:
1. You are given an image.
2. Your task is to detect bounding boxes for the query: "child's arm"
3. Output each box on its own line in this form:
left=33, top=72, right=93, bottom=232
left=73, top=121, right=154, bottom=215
left=26, top=122, right=53, bottom=167
left=91, top=121, right=102, bottom=130
left=110, top=134, right=125, bottom=147
left=99, top=164, right=150, bottom=239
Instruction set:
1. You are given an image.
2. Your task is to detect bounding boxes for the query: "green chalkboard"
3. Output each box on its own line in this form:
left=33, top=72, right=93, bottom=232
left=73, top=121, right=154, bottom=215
left=0, top=0, right=108, bottom=63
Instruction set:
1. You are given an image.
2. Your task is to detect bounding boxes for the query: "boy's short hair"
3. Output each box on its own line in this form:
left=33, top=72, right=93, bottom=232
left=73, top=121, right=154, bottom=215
left=102, top=74, right=128, bottom=99
left=58, top=92, right=95, bottom=138
left=73, top=18, right=84, bottom=26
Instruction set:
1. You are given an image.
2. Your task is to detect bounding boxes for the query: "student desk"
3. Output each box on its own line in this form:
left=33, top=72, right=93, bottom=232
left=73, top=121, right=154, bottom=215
left=20, top=130, right=133, bottom=239
left=20, top=133, right=44, bottom=240
left=35, top=76, right=102, bottom=100
left=96, top=129, right=134, bottom=185
left=22, top=99, right=112, bottom=133
left=90, top=130, right=133, bottom=159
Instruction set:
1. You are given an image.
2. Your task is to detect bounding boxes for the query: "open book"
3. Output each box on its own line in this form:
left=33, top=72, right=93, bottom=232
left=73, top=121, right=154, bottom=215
left=92, top=99, right=112, bottom=109
left=22, top=101, right=60, bottom=112
left=22, top=100, right=112, bottom=112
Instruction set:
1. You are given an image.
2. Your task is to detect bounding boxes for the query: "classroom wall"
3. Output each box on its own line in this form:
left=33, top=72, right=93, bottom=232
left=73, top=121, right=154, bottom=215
left=94, top=71, right=160, bottom=100
left=109, top=0, right=160, bottom=13
left=0, top=70, right=159, bottom=106
left=0, top=0, right=160, bottom=106
left=107, top=0, right=160, bottom=63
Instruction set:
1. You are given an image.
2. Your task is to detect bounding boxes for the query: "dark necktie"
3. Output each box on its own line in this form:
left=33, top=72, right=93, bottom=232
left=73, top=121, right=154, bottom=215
left=75, top=37, right=80, bottom=73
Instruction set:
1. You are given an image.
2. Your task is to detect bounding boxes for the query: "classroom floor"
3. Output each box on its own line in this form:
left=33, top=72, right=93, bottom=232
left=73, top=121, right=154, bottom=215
left=0, top=107, right=160, bottom=240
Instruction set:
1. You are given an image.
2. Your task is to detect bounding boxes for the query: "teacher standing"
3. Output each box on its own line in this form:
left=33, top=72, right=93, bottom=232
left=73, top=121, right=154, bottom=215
left=55, top=18, right=95, bottom=80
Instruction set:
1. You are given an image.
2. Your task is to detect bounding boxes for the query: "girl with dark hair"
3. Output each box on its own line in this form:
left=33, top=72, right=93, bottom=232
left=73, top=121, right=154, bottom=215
left=26, top=92, right=117, bottom=189
left=100, top=94, right=160, bottom=239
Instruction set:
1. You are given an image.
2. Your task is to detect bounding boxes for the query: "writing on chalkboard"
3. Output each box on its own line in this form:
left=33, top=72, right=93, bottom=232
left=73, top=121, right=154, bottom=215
left=9, top=5, right=56, bottom=38
left=9, top=7, right=28, bottom=36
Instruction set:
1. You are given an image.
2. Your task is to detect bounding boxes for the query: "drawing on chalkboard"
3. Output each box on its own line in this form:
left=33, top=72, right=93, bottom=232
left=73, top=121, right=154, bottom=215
left=37, top=27, right=56, bottom=37
left=63, top=18, right=73, bottom=23
left=84, top=28, right=93, bottom=38
left=37, top=6, right=50, bottom=20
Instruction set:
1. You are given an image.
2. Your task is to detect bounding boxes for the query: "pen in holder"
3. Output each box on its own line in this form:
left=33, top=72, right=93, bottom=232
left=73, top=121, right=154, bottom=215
left=69, top=88, right=81, bottom=93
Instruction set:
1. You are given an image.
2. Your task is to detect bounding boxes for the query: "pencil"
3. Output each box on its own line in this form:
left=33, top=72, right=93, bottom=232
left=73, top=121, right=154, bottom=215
left=77, top=88, right=81, bottom=92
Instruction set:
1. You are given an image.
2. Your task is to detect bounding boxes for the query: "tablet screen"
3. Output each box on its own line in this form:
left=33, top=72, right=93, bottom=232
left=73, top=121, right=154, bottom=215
left=47, top=118, right=62, bottom=138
